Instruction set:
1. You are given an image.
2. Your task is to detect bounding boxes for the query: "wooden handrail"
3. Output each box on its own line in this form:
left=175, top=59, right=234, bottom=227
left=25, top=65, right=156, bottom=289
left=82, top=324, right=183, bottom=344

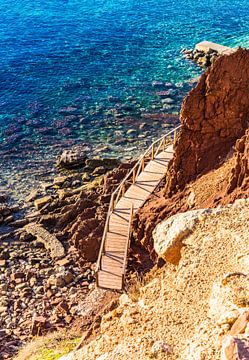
left=96, top=124, right=181, bottom=274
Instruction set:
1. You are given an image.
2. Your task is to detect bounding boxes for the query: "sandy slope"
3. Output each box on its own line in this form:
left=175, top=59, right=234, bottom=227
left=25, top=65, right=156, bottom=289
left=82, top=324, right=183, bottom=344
left=62, top=199, right=249, bottom=360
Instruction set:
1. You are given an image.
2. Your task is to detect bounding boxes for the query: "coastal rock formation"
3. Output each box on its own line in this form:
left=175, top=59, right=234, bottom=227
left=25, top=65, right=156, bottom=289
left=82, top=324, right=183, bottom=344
left=225, top=129, right=249, bottom=200
left=166, top=48, right=249, bottom=195
left=181, top=47, right=219, bottom=67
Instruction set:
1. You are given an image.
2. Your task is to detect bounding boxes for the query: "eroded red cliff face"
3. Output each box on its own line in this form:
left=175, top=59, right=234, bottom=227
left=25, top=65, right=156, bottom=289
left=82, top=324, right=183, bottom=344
left=132, top=49, right=249, bottom=265
left=225, top=129, right=249, bottom=200
left=165, top=48, right=249, bottom=195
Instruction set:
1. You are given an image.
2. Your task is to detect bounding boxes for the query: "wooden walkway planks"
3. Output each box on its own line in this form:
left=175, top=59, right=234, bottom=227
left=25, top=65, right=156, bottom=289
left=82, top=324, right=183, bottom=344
left=96, top=144, right=174, bottom=290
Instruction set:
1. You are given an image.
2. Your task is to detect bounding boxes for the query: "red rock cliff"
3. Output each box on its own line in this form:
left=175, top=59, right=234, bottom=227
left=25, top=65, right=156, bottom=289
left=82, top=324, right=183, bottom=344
left=165, top=48, right=249, bottom=195
left=225, top=129, right=249, bottom=200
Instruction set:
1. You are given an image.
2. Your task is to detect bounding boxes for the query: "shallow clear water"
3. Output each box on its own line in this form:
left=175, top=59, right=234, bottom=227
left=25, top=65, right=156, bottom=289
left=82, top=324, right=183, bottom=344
left=0, top=0, right=249, bottom=197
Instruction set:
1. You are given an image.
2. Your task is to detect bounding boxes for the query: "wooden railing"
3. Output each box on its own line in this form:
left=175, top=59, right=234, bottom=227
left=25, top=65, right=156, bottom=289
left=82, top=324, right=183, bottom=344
left=96, top=124, right=182, bottom=276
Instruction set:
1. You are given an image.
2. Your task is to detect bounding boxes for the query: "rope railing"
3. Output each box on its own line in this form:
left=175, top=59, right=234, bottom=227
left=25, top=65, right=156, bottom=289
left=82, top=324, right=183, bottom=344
left=96, top=124, right=182, bottom=274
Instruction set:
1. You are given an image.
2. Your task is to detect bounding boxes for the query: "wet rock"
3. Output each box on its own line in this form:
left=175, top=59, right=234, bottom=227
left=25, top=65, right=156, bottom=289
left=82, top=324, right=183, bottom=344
left=85, top=158, right=119, bottom=170
left=152, top=80, right=165, bottom=88
left=56, top=144, right=91, bottom=169
left=182, top=47, right=218, bottom=68
left=59, top=106, right=79, bottom=115
left=0, top=193, right=8, bottom=203
left=10, top=219, right=29, bottom=228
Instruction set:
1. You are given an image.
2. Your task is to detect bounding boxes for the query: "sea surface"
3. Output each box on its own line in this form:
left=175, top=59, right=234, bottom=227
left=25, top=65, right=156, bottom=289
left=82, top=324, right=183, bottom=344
left=0, top=0, right=249, bottom=199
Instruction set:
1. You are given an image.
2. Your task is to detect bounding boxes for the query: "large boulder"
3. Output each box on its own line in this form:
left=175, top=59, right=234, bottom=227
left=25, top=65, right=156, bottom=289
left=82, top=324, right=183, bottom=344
left=56, top=144, right=91, bottom=169
left=153, top=209, right=211, bottom=264
left=25, top=223, right=65, bottom=258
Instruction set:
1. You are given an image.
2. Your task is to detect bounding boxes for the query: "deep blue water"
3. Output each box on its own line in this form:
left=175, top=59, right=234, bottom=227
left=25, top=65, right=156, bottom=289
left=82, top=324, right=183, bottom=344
left=0, top=0, right=249, bottom=197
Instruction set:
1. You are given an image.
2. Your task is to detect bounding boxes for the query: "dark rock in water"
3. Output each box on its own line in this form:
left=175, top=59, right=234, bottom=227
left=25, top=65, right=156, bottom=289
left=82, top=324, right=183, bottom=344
left=59, top=106, right=79, bottom=115
left=151, top=80, right=165, bottom=88
left=58, top=127, right=72, bottom=136
left=56, top=144, right=91, bottom=169
left=0, top=193, right=8, bottom=203
left=182, top=47, right=218, bottom=68
left=85, top=158, right=120, bottom=171
left=28, top=101, right=45, bottom=116
left=53, top=119, right=69, bottom=129
left=38, top=127, right=54, bottom=135
left=14, top=116, right=26, bottom=125
left=4, top=124, right=21, bottom=136
left=5, top=134, right=23, bottom=146
left=25, top=119, right=41, bottom=128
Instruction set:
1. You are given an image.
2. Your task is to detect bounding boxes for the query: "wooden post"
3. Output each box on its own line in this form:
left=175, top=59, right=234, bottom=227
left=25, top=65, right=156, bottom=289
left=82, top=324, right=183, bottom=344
left=121, top=184, right=125, bottom=196
left=163, top=137, right=166, bottom=150
left=142, top=157, right=144, bottom=171
left=107, top=216, right=109, bottom=232
left=173, top=129, right=177, bottom=146
left=103, top=175, right=107, bottom=189
left=110, top=195, right=114, bottom=211
left=151, top=144, right=155, bottom=159
left=132, top=168, right=136, bottom=184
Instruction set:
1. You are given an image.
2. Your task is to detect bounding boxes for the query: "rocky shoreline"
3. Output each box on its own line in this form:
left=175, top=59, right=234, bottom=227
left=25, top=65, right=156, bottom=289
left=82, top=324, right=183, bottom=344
left=0, top=148, right=138, bottom=359
left=181, top=47, right=219, bottom=67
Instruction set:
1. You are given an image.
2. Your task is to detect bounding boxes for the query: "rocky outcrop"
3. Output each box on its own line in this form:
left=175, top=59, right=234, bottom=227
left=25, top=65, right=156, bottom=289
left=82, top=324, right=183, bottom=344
left=166, top=48, right=249, bottom=196
left=153, top=209, right=212, bottom=264
left=34, top=162, right=134, bottom=266
left=225, top=129, right=249, bottom=199
left=181, top=47, right=219, bottom=68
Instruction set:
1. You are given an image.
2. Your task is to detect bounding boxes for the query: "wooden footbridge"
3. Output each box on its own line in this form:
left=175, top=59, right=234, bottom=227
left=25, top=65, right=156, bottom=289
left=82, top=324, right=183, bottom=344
left=96, top=125, right=181, bottom=290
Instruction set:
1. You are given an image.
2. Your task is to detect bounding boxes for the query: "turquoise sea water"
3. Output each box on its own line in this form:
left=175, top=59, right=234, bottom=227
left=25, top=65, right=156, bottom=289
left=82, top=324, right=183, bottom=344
left=0, top=0, right=249, bottom=196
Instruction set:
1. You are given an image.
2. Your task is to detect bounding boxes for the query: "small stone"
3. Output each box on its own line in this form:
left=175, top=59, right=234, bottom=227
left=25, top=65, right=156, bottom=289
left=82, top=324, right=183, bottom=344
left=31, top=315, right=47, bottom=336
left=25, top=190, right=39, bottom=203
left=56, top=258, right=71, bottom=267
left=230, top=311, right=249, bottom=336
left=151, top=341, right=172, bottom=356
left=53, top=176, right=68, bottom=186
left=63, top=271, right=74, bottom=284
left=82, top=173, right=91, bottom=182
left=217, top=310, right=240, bottom=326
left=0, top=259, right=6, bottom=267
left=34, top=196, right=52, bottom=210
left=119, top=294, right=132, bottom=307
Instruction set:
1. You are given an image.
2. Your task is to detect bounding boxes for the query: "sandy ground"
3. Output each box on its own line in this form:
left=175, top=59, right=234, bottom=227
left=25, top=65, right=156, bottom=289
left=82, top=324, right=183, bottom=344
left=60, top=197, right=249, bottom=360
